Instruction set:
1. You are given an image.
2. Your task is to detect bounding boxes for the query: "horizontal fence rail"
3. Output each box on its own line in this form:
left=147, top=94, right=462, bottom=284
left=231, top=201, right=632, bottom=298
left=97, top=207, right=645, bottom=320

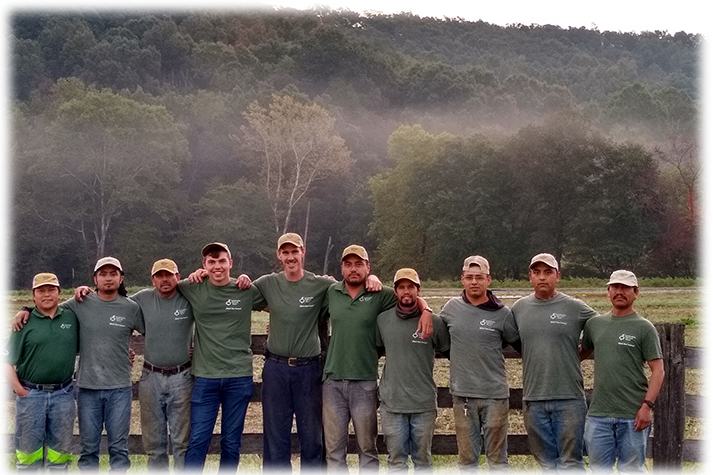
left=4, top=323, right=703, bottom=466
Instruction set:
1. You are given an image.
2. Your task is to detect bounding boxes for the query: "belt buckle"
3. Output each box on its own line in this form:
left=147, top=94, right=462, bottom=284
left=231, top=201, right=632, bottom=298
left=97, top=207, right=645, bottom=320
left=288, top=358, right=298, bottom=367
left=40, top=385, right=54, bottom=392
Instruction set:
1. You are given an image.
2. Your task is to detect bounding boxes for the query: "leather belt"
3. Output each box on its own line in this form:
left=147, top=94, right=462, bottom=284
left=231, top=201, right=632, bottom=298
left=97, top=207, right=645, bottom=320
left=21, top=379, right=72, bottom=392
left=143, top=360, right=191, bottom=375
left=264, top=352, right=320, bottom=367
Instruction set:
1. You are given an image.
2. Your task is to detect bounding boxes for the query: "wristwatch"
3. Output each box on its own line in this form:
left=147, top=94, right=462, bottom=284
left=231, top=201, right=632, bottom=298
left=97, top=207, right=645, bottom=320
left=643, top=399, right=655, bottom=409
left=423, top=306, right=433, bottom=313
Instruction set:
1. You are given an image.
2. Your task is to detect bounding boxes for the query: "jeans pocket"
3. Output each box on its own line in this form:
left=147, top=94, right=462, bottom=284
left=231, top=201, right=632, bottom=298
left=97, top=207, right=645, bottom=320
left=139, top=368, right=151, bottom=382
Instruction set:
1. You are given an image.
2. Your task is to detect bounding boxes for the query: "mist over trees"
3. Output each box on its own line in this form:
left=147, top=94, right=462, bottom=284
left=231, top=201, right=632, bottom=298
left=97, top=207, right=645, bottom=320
left=10, top=8, right=700, bottom=288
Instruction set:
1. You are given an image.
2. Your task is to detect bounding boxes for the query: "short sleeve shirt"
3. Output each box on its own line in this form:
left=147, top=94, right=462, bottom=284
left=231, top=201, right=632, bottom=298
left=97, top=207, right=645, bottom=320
left=375, top=309, right=450, bottom=412
left=178, top=278, right=265, bottom=378
left=253, top=271, right=333, bottom=358
left=5, top=306, right=78, bottom=384
left=582, top=311, right=663, bottom=417
left=440, top=296, right=519, bottom=399
left=62, top=293, right=144, bottom=389
left=512, top=292, right=596, bottom=401
left=322, top=283, right=397, bottom=381
left=131, top=288, right=194, bottom=367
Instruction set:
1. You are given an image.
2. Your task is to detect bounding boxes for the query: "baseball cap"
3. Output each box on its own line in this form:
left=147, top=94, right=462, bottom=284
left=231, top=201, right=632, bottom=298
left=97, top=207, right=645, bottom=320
left=151, top=258, right=179, bottom=276
left=529, top=253, right=559, bottom=271
left=277, top=233, right=304, bottom=249
left=202, top=242, right=231, bottom=259
left=32, top=273, right=60, bottom=289
left=462, top=255, right=490, bottom=275
left=341, top=244, right=369, bottom=261
left=94, top=256, right=123, bottom=273
left=607, top=270, right=638, bottom=287
left=393, top=268, right=420, bottom=286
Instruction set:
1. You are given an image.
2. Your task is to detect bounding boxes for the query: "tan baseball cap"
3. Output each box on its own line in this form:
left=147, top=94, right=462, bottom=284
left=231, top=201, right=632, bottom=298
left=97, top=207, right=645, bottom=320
left=202, top=242, right=231, bottom=259
left=151, top=258, right=179, bottom=276
left=394, top=268, right=420, bottom=286
left=462, top=255, right=490, bottom=275
left=607, top=269, right=638, bottom=287
left=94, top=256, right=123, bottom=273
left=341, top=244, right=369, bottom=262
left=277, top=233, right=304, bottom=249
left=529, top=253, right=559, bottom=271
left=32, top=273, right=60, bottom=289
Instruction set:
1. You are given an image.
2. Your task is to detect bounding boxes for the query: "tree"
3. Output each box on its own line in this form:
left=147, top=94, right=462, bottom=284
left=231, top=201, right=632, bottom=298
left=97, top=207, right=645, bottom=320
left=15, top=78, right=190, bottom=262
left=239, top=92, right=352, bottom=235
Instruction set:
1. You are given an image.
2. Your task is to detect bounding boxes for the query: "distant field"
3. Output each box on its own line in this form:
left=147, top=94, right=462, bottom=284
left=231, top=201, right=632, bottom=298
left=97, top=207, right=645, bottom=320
left=3, top=284, right=703, bottom=471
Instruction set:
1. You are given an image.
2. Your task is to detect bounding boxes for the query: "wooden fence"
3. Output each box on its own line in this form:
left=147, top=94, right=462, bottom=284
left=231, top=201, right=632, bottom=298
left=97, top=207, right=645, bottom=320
left=4, top=322, right=704, bottom=469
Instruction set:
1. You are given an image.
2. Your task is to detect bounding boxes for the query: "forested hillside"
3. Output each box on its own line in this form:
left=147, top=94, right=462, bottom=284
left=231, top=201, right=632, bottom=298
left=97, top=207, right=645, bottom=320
left=10, top=8, right=700, bottom=287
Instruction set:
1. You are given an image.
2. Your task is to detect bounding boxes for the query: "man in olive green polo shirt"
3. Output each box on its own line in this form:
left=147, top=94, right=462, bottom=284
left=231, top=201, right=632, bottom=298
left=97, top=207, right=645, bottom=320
left=322, top=245, right=433, bottom=472
left=5, top=273, right=79, bottom=470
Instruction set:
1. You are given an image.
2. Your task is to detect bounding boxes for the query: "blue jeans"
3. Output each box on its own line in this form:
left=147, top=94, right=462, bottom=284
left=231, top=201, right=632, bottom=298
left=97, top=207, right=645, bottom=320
left=523, top=399, right=587, bottom=471
left=261, top=357, right=323, bottom=471
left=139, top=366, right=194, bottom=470
left=380, top=408, right=437, bottom=472
left=77, top=387, right=133, bottom=471
left=184, top=376, right=253, bottom=472
left=14, top=382, right=75, bottom=470
left=584, top=416, right=649, bottom=473
left=452, top=396, right=509, bottom=471
left=323, top=378, right=379, bottom=472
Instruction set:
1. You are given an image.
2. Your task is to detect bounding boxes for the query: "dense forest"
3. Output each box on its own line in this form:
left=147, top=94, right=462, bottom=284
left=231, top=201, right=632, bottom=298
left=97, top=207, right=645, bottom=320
left=10, top=8, right=701, bottom=288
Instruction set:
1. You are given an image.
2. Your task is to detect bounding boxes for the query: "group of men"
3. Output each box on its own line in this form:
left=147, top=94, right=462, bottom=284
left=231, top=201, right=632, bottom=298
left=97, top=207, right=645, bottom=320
left=6, top=233, right=664, bottom=474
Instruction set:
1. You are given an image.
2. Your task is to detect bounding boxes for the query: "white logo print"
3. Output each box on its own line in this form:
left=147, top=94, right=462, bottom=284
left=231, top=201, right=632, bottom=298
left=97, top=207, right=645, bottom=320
left=549, top=313, right=567, bottom=325
left=299, top=296, right=314, bottom=304
left=411, top=330, right=428, bottom=344
left=60, top=323, right=72, bottom=329
left=109, top=315, right=127, bottom=327
left=618, top=333, right=637, bottom=347
left=479, top=319, right=497, bottom=332
left=174, top=308, right=189, bottom=320
left=358, top=295, right=373, bottom=302
left=226, top=299, right=241, bottom=306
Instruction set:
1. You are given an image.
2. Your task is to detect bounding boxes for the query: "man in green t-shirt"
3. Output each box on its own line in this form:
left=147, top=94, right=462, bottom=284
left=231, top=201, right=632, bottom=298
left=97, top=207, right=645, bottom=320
left=180, top=242, right=266, bottom=472
left=322, top=245, right=434, bottom=472
left=511, top=253, right=597, bottom=471
left=440, top=255, right=520, bottom=471
left=4, top=273, right=78, bottom=470
left=580, top=270, right=664, bottom=473
left=375, top=268, right=450, bottom=472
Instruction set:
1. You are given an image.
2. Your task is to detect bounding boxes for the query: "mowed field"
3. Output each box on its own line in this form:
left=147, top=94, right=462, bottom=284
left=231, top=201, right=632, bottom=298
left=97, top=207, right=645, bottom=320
left=3, top=285, right=704, bottom=471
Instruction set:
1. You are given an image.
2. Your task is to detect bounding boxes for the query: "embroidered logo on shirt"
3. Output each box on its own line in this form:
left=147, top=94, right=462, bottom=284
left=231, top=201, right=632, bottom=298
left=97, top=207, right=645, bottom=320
left=549, top=313, right=567, bottom=325
left=60, top=323, right=73, bottom=329
left=109, top=315, right=127, bottom=327
left=358, top=295, right=373, bottom=302
left=174, top=308, right=189, bottom=320
left=479, top=319, right=497, bottom=332
left=618, top=333, right=637, bottom=347
left=299, top=296, right=315, bottom=308
left=225, top=299, right=243, bottom=310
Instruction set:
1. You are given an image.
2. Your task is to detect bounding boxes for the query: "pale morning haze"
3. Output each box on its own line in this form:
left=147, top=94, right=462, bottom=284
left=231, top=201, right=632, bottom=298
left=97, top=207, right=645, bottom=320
left=265, top=0, right=706, bottom=35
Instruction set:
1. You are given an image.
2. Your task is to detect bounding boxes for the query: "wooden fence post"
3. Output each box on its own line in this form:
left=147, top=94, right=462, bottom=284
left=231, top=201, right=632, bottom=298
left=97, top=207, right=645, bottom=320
left=653, top=322, right=686, bottom=471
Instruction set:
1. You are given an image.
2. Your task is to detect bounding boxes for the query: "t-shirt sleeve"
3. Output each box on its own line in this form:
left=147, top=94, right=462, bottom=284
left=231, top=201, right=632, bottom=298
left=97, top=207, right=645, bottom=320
left=642, top=324, right=663, bottom=361
left=502, top=308, right=519, bottom=343
left=251, top=285, right=267, bottom=311
left=375, top=316, right=383, bottom=347
left=4, top=329, right=24, bottom=366
left=578, top=300, right=598, bottom=327
left=132, top=303, right=145, bottom=334
left=432, top=316, right=451, bottom=353
left=581, top=319, right=594, bottom=350
left=381, top=290, right=398, bottom=311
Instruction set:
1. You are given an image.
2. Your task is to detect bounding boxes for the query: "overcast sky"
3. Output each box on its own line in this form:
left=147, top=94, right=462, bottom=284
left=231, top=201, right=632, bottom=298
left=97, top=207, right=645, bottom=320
left=264, top=0, right=706, bottom=35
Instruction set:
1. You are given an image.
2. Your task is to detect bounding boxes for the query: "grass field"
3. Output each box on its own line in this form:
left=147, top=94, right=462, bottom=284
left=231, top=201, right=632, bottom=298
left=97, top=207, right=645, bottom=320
left=3, top=284, right=705, bottom=472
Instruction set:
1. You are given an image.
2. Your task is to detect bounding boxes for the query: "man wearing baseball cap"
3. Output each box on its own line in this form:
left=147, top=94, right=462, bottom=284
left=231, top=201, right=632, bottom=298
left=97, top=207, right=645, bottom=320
left=5, top=273, right=78, bottom=470
left=511, top=253, right=597, bottom=471
left=439, top=256, right=520, bottom=470
left=375, top=268, right=450, bottom=471
left=322, top=245, right=433, bottom=471
left=178, top=242, right=266, bottom=471
left=580, top=270, right=664, bottom=472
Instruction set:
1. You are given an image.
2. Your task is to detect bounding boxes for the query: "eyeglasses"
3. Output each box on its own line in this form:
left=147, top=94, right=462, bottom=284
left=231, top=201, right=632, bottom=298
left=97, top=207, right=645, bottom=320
left=462, top=274, right=488, bottom=282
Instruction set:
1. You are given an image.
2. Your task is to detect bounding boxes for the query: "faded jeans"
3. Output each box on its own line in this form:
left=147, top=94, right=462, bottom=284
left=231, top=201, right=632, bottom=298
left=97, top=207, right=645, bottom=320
left=323, top=378, right=379, bottom=472
left=523, top=399, right=587, bottom=471
left=77, top=387, right=133, bottom=471
left=584, top=416, right=650, bottom=473
left=452, top=396, right=509, bottom=471
left=380, top=408, right=437, bottom=472
left=139, top=366, right=194, bottom=470
left=14, top=382, right=75, bottom=470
